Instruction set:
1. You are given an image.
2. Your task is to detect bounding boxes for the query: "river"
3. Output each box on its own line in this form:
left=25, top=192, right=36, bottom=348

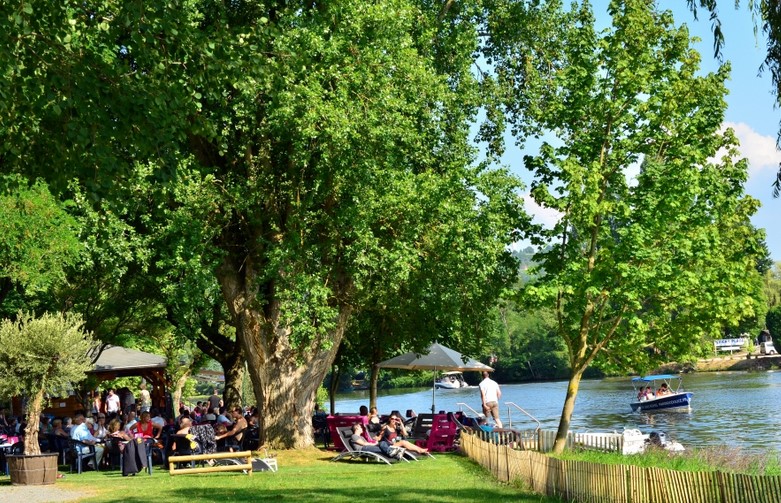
left=334, top=370, right=781, bottom=453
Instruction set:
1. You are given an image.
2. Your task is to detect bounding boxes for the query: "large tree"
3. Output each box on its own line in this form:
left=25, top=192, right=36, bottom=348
left=1, top=1, right=524, bottom=447
left=488, top=0, right=765, bottom=452
left=0, top=175, right=83, bottom=313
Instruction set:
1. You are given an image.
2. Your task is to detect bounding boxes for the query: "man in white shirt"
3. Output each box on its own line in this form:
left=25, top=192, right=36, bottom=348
left=105, top=389, right=121, bottom=415
left=479, top=371, right=503, bottom=428
left=70, top=414, right=105, bottom=467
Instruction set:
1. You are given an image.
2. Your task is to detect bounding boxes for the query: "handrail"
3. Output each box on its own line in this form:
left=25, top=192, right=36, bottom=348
left=504, top=402, right=541, bottom=432
left=455, top=402, right=483, bottom=417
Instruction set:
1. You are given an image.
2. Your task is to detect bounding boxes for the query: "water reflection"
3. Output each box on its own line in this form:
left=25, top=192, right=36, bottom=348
left=335, top=371, right=781, bottom=453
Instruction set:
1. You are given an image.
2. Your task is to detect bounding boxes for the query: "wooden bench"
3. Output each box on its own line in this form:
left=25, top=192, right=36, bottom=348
left=168, top=450, right=252, bottom=476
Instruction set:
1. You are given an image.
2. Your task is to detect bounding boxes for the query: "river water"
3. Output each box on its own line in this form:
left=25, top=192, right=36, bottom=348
left=334, top=370, right=781, bottom=454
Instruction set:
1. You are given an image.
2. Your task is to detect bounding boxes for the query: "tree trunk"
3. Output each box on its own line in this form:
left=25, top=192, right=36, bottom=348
left=238, top=310, right=348, bottom=448
left=552, top=367, right=584, bottom=454
left=368, top=364, right=380, bottom=410
left=221, top=350, right=245, bottom=411
left=171, top=370, right=191, bottom=415
left=23, top=388, right=45, bottom=456
left=217, top=250, right=352, bottom=448
left=328, top=363, right=340, bottom=415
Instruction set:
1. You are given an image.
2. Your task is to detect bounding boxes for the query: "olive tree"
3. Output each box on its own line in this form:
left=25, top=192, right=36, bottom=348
left=0, top=312, right=97, bottom=455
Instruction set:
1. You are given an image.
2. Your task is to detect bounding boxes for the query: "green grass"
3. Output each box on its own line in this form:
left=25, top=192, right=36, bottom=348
left=1, top=449, right=562, bottom=503
left=552, top=446, right=781, bottom=476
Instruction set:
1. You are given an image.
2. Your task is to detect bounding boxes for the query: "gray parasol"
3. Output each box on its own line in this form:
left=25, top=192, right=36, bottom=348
left=377, top=342, right=493, bottom=412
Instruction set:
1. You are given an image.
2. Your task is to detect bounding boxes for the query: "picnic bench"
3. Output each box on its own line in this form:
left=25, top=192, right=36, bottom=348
left=168, top=450, right=253, bottom=476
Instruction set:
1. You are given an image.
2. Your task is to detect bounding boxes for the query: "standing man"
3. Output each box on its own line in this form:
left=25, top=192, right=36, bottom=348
left=208, top=388, right=223, bottom=412
left=479, top=371, right=503, bottom=428
left=118, top=386, right=136, bottom=415
left=105, top=388, right=121, bottom=416
left=139, top=382, right=152, bottom=413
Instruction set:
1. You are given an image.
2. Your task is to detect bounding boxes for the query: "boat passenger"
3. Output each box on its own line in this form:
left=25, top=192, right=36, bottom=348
left=656, top=383, right=670, bottom=396
left=637, top=386, right=654, bottom=401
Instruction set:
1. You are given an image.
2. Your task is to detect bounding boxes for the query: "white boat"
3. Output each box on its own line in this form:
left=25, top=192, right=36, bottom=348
left=434, top=371, right=469, bottom=389
left=630, top=374, right=693, bottom=412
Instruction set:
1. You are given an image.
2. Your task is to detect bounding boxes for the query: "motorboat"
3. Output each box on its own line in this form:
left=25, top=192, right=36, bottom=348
left=630, top=374, right=692, bottom=412
left=434, top=371, right=469, bottom=389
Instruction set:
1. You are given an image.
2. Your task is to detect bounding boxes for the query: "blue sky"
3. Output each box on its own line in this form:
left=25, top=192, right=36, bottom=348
left=503, top=1, right=781, bottom=262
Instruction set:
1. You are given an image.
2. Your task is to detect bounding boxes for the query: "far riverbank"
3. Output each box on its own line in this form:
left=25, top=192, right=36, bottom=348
left=656, top=352, right=781, bottom=373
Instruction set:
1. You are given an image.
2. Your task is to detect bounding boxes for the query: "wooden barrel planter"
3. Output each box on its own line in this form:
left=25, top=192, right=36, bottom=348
left=7, top=453, right=59, bottom=485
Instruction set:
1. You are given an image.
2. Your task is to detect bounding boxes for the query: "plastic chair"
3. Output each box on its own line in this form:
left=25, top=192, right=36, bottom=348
left=69, top=438, right=98, bottom=474
left=47, top=434, right=69, bottom=465
left=415, top=414, right=458, bottom=452
left=242, top=426, right=260, bottom=451
left=312, top=415, right=330, bottom=448
left=165, top=434, right=197, bottom=469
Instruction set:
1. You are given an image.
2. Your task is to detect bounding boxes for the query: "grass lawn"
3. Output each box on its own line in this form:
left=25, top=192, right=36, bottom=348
left=3, top=449, right=561, bottom=503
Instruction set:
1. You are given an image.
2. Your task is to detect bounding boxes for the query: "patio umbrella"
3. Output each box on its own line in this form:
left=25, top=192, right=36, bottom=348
left=377, top=342, right=493, bottom=413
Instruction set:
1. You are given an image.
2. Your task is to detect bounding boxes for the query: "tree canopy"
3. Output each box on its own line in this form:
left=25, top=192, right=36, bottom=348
left=1, top=0, right=525, bottom=447
left=488, top=0, right=765, bottom=452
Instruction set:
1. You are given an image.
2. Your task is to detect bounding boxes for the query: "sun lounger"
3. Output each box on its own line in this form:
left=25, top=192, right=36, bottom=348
left=331, top=427, right=407, bottom=464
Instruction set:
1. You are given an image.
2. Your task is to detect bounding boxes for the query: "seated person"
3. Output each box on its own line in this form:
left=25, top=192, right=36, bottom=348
left=637, top=386, right=655, bottom=401
left=52, top=418, right=69, bottom=438
left=150, top=409, right=167, bottom=430
left=348, top=423, right=383, bottom=454
left=170, top=417, right=200, bottom=454
left=70, top=414, right=105, bottom=468
left=123, top=411, right=138, bottom=433
left=215, top=408, right=232, bottom=427
left=188, top=423, right=217, bottom=455
left=379, top=414, right=428, bottom=455
left=476, top=416, right=521, bottom=442
left=366, top=407, right=383, bottom=437
left=215, top=407, right=247, bottom=450
left=656, top=383, right=670, bottom=396
left=106, top=417, right=147, bottom=476
left=131, top=411, right=160, bottom=440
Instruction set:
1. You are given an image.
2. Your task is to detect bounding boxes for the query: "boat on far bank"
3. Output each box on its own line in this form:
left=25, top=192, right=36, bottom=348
left=630, top=374, right=693, bottom=412
left=435, top=371, right=470, bottom=389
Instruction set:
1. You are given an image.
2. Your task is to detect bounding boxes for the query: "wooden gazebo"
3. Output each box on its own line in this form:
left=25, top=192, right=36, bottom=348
left=12, top=345, right=168, bottom=418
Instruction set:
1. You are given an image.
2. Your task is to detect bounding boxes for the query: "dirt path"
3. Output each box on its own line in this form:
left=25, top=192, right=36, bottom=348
left=0, top=484, right=91, bottom=503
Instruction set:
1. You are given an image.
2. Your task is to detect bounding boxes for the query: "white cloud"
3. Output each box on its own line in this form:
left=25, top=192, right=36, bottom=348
left=522, top=192, right=562, bottom=229
left=724, top=122, right=781, bottom=176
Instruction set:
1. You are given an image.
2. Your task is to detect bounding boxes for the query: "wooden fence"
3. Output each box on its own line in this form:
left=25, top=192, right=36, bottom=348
left=461, top=433, right=781, bottom=503
left=476, top=428, right=626, bottom=454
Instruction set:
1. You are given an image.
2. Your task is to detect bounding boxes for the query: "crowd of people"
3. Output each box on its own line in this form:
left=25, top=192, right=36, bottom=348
left=0, top=386, right=259, bottom=476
